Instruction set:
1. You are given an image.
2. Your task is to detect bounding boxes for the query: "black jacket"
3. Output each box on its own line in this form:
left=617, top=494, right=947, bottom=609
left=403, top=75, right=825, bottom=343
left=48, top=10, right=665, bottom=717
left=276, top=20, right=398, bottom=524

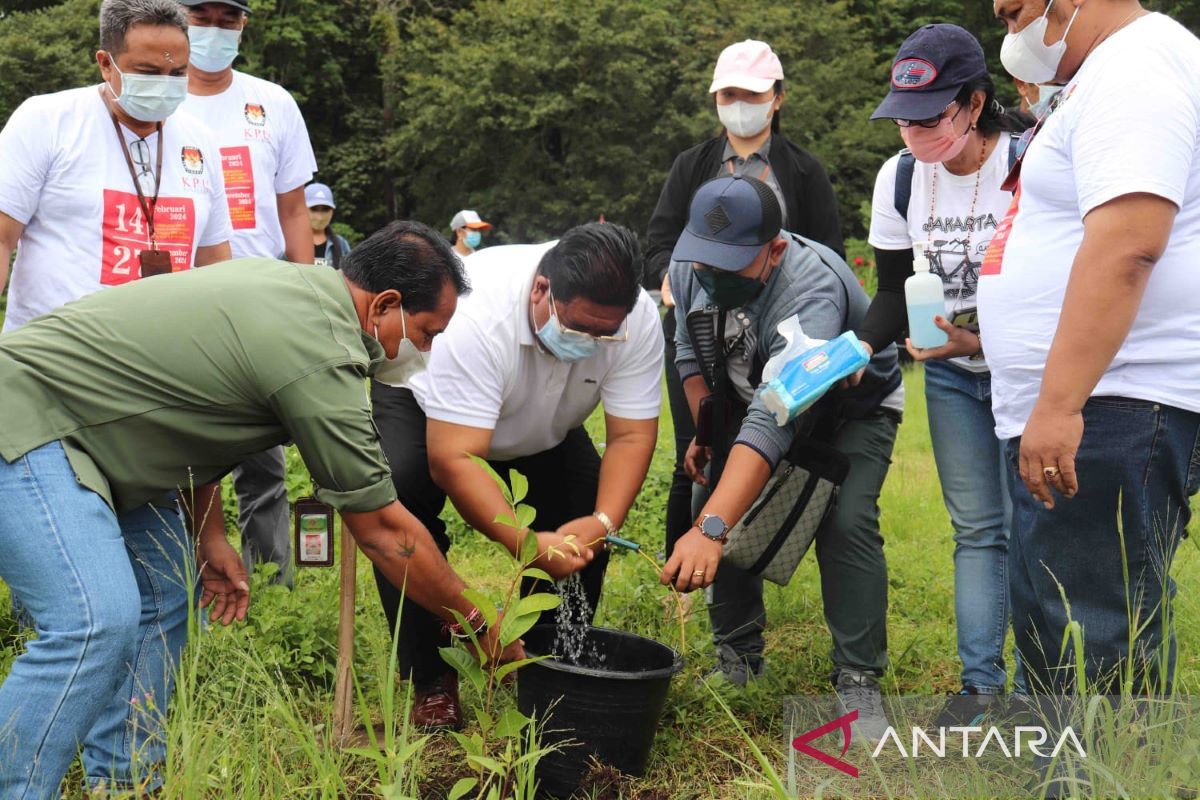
left=644, top=133, right=844, bottom=288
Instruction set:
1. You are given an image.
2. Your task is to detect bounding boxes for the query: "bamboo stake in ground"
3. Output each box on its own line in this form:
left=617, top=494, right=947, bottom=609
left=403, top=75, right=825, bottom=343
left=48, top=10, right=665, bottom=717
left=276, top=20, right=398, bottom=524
left=333, top=518, right=356, bottom=743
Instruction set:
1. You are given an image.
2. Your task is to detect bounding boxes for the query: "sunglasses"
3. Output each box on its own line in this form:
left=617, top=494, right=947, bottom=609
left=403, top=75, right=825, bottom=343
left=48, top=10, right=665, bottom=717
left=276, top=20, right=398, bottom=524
left=129, top=137, right=157, bottom=197
left=548, top=287, right=628, bottom=343
left=893, top=101, right=964, bottom=129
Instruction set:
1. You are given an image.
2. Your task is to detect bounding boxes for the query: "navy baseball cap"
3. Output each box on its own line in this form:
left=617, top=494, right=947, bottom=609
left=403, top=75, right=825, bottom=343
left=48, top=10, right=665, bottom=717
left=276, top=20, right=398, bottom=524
left=870, top=24, right=986, bottom=122
left=671, top=175, right=782, bottom=271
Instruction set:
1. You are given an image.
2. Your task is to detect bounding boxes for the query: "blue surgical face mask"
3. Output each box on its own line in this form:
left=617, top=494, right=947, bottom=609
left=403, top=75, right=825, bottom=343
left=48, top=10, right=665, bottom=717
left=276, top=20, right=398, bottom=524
left=1030, top=84, right=1063, bottom=117
left=106, top=57, right=188, bottom=123
left=465, top=230, right=482, bottom=249
left=534, top=293, right=600, bottom=363
left=188, top=25, right=241, bottom=73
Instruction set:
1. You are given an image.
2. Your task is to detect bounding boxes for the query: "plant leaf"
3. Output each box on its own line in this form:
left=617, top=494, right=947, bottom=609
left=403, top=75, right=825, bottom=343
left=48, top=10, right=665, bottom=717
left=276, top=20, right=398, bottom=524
left=466, top=754, right=506, bottom=773
left=499, top=612, right=542, bottom=647
left=494, top=654, right=553, bottom=682
left=514, top=592, right=560, bottom=617
left=461, top=588, right=498, bottom=628
left=515, top=503, right=537, bottom=531
left=494, top=707, right=531, bottom=738
left=509, top=468, right=529, bottom=505
left=494, top=512, right=518, bottom=529
left=439, top=646, right=485, bottom=692
left=450, top=731, right=483, bottom=758
left=519, top=529, right=540, bottom=566
left=448, top=778, right=477, bottom=800
left=520, top=567, right=554, bottom=583
left=474, top=707, right=494, bottom=734
left=469, top=454, right=512, bottom=505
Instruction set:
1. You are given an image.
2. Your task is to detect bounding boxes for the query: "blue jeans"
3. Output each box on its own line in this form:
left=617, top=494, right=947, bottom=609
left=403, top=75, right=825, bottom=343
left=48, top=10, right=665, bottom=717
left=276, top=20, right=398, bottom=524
left=1007, top=397, right=1200, bottom=696
left=925, top=361, right=1025, bottom=693
left=0, top=441, right=192, bottom=798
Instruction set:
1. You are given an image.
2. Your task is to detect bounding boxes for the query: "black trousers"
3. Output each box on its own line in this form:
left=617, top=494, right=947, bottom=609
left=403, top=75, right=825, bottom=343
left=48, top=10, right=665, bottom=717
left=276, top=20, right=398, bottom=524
left=662, top=312, right=697, bottom=557
left=370, top=382, right=609, bottom=685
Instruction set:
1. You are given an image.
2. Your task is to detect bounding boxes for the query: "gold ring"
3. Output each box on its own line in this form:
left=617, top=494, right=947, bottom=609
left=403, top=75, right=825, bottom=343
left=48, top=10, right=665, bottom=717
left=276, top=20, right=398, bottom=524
left=1043, top=466, right=1060, bottom=479
left=692, top=570, right=706, bottom=577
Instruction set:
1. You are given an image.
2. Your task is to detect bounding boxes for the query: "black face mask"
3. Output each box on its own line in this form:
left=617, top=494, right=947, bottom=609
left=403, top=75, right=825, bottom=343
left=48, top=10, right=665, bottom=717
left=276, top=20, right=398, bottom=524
left=694, top=254, right=769, bottom=308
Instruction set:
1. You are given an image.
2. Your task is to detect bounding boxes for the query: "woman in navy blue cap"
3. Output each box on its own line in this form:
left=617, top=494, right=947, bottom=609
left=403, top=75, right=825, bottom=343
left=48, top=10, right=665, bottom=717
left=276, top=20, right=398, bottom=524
left=857, top=23, right=1028, bottom=724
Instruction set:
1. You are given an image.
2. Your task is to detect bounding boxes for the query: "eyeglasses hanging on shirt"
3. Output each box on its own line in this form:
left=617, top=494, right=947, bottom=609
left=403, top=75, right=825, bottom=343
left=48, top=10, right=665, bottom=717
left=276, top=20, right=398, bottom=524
left=1001, top=86, right=1070, bottom=193
left=107, top=102, right=172, bottom=278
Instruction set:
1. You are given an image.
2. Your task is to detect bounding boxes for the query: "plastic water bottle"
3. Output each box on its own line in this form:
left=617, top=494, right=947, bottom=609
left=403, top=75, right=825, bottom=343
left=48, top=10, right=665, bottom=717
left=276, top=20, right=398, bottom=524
left=905, top=243, right=948, bottom=349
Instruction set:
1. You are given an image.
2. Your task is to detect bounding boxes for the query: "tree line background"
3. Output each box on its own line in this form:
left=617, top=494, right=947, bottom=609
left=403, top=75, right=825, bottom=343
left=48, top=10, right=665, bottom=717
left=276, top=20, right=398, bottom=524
left=2, top=0, right=1198, bottom=248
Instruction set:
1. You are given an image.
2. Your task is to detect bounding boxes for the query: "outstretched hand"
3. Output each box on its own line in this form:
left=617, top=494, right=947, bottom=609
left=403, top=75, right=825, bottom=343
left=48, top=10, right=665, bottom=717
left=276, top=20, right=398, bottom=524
left=197, top=534, right=251, bottom=625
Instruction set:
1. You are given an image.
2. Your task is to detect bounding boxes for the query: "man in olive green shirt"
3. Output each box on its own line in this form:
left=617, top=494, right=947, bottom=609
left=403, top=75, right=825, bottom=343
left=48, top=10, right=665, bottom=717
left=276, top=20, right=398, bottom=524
left=0, top=221, right=594, bottom=797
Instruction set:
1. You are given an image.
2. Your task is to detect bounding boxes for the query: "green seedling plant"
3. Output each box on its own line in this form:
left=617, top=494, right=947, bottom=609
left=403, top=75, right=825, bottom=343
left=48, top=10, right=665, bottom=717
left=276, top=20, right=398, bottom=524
left=437, top=456, right=571, bottom=800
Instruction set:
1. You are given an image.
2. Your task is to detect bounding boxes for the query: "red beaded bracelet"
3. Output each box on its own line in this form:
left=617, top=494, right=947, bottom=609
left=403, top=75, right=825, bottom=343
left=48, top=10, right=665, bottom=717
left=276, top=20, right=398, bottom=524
left=443, top=607, right=487, bottom=639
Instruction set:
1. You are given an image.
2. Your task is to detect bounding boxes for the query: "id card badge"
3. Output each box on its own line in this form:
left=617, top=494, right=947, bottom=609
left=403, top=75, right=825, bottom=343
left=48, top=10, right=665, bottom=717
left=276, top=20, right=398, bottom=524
left=294, top=496, right=335, bottom=567
left=139, top=249, right=173, bottom=278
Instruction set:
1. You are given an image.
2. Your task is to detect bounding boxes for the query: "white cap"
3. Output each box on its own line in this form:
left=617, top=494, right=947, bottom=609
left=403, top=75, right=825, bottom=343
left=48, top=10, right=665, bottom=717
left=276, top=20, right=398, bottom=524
left=913, top=242, right=931, bottom=272
left=449, top=209, right=492, bottom=231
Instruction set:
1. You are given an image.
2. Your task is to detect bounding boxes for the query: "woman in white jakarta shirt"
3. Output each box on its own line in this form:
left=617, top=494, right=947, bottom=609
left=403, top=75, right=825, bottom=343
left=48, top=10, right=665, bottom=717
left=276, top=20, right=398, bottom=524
left=859, top=24, right=1027, bottom=723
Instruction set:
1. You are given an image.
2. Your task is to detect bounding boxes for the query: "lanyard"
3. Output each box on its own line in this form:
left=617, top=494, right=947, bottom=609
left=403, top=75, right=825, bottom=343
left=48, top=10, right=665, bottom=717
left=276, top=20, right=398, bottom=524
left=109, top=111, right=163, bottom=251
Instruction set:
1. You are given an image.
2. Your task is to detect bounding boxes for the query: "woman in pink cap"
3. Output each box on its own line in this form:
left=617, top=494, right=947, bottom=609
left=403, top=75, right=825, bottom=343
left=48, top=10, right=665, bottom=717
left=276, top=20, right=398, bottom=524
left=644, top=40, right=845, bottom=679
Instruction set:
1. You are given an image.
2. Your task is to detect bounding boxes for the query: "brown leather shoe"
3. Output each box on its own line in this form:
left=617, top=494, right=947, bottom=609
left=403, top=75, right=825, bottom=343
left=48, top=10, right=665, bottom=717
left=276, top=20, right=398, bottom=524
left=411, top=673, right=462, bottom=731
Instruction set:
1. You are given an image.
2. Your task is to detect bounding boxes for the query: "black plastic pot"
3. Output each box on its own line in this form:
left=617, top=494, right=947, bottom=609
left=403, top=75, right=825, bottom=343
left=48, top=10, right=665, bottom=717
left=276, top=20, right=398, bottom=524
left=517, top=625, right=684, bottom=799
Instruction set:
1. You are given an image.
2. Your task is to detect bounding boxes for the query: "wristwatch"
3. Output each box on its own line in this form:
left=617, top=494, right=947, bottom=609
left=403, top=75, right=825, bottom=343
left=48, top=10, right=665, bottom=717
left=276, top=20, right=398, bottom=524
left=697, top=513, right=730, bottom=543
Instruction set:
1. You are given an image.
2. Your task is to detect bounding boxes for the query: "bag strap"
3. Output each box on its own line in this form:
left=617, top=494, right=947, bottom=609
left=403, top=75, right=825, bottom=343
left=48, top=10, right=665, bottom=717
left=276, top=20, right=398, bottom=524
left=1007, top=131, right=1021, bottom=172
left=709, top=305, right=731, bottom=486
left=893, top=149, right=916, bottom=222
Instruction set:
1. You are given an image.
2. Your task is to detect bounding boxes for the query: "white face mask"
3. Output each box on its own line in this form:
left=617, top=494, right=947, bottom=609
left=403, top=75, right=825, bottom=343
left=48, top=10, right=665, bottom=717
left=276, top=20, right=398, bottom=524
left=372, top=311, right=429, bottom=386
left=188, top=26, right=241, bottom=73
left=1000, top=0, right=1080, bottom=84
left=717, top=99, right=774, bottom=138
left=106, top=57, right=188, bottom=123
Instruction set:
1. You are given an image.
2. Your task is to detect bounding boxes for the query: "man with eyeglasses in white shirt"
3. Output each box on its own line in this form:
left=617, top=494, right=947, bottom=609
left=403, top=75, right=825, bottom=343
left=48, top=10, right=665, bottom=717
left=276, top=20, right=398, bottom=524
left=369, top=223, right=664, bottom=730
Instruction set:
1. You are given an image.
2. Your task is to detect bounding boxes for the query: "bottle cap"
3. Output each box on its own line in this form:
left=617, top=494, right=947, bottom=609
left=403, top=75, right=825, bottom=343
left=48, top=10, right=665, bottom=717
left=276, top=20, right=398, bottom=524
left=913, top=243, right=931, bottom=272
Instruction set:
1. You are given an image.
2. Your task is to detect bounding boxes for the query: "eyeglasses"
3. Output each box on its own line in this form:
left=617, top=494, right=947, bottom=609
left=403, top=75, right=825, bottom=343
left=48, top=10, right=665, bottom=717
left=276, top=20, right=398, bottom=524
left=893, top=101, right=964, bottom=129
left=548, top=287, right=628, bottom=343
left=130, top=137, right=157, bottom=196
left=1000, top=88, right=1068, bottom=192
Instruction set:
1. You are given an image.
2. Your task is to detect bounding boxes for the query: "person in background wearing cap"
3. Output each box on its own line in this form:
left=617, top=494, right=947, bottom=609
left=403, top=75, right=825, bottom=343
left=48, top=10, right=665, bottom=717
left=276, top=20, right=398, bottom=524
left=306, top=182, right=351, bottom=268
left=370, top=224, right=663, bottom=730
left=982, top=0, right=1200, bottom=709
left=645, top=40, right=845, bottom=610
left=860, top=24, right=1029, bottom=727
left=661, top=175, right=902, bottom=741
left=179, top=0, right=319, bottom=588
left=450, top=209, right=491, bottom=258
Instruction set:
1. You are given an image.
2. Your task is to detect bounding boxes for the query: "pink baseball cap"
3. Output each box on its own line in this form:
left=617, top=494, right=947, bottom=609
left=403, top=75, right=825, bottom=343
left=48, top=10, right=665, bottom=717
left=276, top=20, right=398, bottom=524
left=709, top=40, right=784, bottom=94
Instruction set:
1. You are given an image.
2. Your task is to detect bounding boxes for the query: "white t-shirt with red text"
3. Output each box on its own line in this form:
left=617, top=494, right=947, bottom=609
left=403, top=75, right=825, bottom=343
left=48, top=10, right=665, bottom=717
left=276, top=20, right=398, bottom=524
left=180, top=71, right=316, bottom=259
left=978, top=13, right=1200, bottom=440
left=0, top=86, right=233, bottom=331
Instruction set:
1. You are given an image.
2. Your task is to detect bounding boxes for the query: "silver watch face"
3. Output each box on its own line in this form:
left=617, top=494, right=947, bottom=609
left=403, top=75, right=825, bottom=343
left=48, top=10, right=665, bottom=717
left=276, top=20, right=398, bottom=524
left=700, top=515, right=726, bottom=539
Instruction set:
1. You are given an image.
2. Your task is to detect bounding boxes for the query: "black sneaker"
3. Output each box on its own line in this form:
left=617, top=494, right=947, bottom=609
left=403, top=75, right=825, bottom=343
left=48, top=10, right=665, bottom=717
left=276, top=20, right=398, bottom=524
left=931, top=686, right=1002, bottom=728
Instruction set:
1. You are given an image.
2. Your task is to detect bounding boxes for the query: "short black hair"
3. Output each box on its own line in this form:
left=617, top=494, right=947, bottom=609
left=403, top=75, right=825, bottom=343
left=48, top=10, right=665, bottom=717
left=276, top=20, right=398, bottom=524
left=341, top=220, right=469, bottom=313
left=536, top=223, right=642, bottom=312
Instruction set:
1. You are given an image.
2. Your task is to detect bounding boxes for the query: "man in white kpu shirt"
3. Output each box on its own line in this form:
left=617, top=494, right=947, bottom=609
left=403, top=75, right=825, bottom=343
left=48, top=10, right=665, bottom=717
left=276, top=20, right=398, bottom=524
left=0, top=1, right=232, bottom=791
left=371, top=224, right=663, bottom=729
left=179, top=0, right=319, bottom=587
left=982, top=0, right=1200, bottom=699
left=0, top=0, right=232, bottom=330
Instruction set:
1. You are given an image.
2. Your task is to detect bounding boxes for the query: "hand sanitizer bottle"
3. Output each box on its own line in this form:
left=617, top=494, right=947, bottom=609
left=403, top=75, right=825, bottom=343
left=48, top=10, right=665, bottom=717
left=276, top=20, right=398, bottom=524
left=905, top=243, right=948, bottom=349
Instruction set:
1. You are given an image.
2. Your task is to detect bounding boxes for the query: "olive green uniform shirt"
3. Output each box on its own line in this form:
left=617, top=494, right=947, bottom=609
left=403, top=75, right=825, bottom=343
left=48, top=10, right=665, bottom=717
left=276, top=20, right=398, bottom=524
left=0, top=258, right=397, bottom=514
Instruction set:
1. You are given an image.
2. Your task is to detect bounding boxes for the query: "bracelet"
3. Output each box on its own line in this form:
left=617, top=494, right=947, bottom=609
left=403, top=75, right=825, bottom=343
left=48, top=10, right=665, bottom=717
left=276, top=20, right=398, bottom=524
left=592, top=510, right=618, bottom=537
left=443, top=607, right=487, bottom=640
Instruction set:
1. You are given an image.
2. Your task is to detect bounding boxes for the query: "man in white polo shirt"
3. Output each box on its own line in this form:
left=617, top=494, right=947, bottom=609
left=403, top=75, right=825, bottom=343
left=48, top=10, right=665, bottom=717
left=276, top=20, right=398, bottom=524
left=0, top=0, right=231, bottom=330
left=178, top=0, right=319, bottom=587
left=982, top=0, right=1200, bottom=699
left=371, top=223, right=663, bottom=729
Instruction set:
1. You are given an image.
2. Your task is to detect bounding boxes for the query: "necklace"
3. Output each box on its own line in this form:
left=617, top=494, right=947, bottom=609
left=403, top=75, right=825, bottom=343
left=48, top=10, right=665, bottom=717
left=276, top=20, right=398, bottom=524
left=928, top=132, right=988, bottom=311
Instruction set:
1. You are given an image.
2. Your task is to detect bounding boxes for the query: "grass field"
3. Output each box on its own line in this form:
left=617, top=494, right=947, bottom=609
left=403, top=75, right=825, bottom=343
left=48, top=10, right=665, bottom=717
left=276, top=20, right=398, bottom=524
left=2, top=365, right=1199, bottom=798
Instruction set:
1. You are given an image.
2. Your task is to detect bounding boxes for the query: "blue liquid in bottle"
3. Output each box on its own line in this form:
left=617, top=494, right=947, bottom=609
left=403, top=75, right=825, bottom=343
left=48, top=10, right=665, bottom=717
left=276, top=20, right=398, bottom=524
left=904, top=245, right=949, bottom=349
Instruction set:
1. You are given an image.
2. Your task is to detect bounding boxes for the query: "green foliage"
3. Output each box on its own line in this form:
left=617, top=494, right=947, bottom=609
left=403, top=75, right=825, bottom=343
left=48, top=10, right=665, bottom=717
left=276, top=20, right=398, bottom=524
left=0, top=0, right=98, bottom=123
